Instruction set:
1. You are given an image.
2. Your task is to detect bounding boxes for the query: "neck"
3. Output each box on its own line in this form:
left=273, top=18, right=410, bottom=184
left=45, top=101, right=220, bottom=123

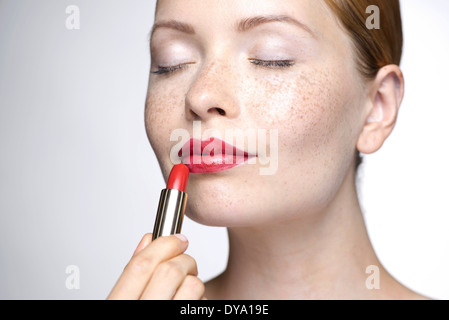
left=206, top=168, right=402, bottom=299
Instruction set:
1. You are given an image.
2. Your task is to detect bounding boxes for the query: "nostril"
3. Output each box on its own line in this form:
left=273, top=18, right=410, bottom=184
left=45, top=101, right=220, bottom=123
left=216, top=108, right=226, bottom=116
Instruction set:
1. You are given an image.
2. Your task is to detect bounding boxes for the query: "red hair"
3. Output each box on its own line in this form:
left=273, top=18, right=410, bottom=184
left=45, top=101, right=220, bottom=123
left=323, top=0, right=403, bottom=169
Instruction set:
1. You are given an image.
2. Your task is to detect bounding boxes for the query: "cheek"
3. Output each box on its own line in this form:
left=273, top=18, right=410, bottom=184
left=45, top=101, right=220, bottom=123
left=246, top=67, right=353, bottom=158
left=240, top=67, right=360, bottom=214
left=145, top=85, right=183, bottom=158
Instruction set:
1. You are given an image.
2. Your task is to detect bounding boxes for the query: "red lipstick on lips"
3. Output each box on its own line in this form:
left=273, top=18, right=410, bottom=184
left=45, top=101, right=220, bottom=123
left=178, top=138, right=256, bottom=173
left=152, top=164, right=189, bottom=240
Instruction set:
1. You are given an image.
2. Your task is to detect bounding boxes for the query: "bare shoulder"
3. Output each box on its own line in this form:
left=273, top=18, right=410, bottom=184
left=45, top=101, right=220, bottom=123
left=203, top=272, right=434, bottom=300
left=401, top=290, right=433, bottom=300
left=384, top=282, right=433, bottom=300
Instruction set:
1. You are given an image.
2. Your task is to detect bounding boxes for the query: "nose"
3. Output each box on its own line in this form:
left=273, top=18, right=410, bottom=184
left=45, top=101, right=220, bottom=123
left=185, top=60, right=241, bottom=122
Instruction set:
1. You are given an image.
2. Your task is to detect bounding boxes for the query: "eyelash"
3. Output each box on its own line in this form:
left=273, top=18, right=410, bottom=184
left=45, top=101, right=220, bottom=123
left=151, top=64, right=186, bottom=75
left=151, top=60, right=295, bottom=75
left=249, top=59, right=295, bottom=68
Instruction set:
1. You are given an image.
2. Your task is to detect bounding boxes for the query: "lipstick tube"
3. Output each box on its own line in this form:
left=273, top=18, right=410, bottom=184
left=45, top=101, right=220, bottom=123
left=152, top=164, right=189, bottom=240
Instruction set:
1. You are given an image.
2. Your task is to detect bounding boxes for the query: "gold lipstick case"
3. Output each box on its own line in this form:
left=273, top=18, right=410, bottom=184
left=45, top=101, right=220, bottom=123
left=152, top=189, right=188, bottom=240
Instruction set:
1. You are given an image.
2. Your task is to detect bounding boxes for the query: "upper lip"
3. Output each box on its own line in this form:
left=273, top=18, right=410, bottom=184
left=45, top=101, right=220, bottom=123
left=178, top=138, right=256, bottom=159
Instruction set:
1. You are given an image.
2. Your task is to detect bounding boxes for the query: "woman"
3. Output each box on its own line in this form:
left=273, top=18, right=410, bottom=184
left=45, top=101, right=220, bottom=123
left=108, top=0, right=427, bottom=299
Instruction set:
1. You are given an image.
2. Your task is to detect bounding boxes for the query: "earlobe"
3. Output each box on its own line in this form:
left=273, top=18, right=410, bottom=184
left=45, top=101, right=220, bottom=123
left=356, top=65, right=405, bottom=155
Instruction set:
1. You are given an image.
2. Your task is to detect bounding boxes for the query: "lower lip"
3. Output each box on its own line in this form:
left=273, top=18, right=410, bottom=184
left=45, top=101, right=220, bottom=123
left=182, top=154, right=253, bottom=173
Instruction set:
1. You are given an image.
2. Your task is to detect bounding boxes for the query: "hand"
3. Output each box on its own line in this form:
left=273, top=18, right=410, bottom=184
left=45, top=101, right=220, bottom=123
left=107, top=233, right=205, bottom=300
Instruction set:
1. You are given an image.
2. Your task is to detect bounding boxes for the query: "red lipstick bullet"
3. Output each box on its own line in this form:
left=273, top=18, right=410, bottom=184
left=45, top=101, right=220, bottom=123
left=166, top=163, right=189, bottom=192
left=152, top=164, right=190, bottom=240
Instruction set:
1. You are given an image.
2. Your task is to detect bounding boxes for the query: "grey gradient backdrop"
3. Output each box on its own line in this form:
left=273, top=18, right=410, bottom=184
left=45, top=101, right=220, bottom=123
left=0, top=0, right=448, bottom=299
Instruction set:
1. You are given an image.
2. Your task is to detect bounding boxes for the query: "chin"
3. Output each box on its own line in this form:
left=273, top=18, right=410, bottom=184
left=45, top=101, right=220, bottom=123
left=183, top=185, right=296, bottom=228
left=184, top=185, right=254, bottom=227
left=183, top=172, right=342, bottom=229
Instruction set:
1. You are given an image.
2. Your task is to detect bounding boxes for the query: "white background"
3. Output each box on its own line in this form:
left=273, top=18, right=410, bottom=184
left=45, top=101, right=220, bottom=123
left=0, top=0, right=448, bottom=299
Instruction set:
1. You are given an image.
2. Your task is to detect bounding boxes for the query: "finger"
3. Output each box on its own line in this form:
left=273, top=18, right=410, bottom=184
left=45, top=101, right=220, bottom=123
left=107, top=234, right=189, bottom=300
left=173, top=275, right=205, bottom=300
left=140, top=253, right=198, bottom=300
left=132, top=233, right=153, bottom=257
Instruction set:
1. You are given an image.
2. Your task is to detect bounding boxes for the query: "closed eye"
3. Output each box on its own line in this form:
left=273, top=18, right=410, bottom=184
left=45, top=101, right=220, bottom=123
left=151, top=62, right=195, bottom=75
left=150, top=59, right=295, bottom=75
left=248, top=59, right=295, bottom=68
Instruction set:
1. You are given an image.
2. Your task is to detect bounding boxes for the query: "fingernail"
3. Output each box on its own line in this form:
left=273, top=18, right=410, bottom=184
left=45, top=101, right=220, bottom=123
left=174, top=233, right=188, bottom=242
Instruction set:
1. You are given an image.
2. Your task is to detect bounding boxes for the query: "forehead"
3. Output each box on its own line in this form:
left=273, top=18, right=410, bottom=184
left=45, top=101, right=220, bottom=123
left=152, top=0, right=356, bottom=78
left=154, top=0, right=332, bottom=35
left=152, top=0, right=352, bottom=58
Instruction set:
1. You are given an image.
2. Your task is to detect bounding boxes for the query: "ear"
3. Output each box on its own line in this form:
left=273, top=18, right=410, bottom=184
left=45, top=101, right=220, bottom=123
left=356, top=65, right=405, bottom=154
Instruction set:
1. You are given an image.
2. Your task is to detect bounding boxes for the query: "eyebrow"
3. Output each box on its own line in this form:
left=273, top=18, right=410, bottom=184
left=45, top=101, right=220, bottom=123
left=149, top=14, right=316, bottom=42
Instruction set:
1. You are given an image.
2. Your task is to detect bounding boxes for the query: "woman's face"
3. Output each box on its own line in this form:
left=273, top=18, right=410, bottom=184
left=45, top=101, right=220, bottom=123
left=145, top=0, right=367, bottom=227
